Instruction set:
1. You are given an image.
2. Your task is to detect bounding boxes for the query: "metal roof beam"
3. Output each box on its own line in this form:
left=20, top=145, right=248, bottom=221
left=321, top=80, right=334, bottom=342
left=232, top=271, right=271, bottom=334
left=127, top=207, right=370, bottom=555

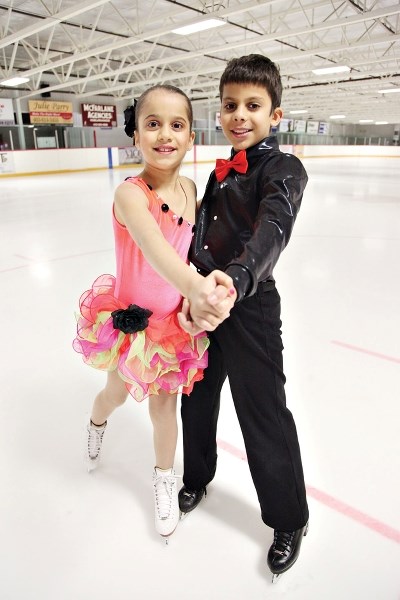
left=0, top=0, right=112, bottom=50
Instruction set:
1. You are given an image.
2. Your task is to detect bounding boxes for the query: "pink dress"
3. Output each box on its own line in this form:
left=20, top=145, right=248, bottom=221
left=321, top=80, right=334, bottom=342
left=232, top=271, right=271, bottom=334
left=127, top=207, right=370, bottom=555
left=73, top=176, right=209, bottom=402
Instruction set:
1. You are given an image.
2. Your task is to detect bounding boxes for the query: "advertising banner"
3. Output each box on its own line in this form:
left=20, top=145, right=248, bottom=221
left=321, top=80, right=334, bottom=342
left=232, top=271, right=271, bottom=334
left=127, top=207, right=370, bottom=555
left=306, top=120, right=319, bottom=134
left=279, top=118, right=291, bottom=133
left=280, top=119, right=307, bottom=133
left=0, top=152, right=15, bottom=173
left=118, top=147, right=143, bottom=165
left=318, top=121, right=330, bottom=134
left=293, top=119, right=306, bottom=133
left=28, top=100, right=73, bottom=124
left=0, top=98, right=15, bottom=125
left=81, top=103, right=117, bottom=127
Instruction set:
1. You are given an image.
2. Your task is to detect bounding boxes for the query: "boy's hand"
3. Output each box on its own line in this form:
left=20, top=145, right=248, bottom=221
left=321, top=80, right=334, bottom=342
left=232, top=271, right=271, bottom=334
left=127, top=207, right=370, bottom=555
left=179, top=270, right=236, bottom=333
left=189, top=270, right=235, bottom=330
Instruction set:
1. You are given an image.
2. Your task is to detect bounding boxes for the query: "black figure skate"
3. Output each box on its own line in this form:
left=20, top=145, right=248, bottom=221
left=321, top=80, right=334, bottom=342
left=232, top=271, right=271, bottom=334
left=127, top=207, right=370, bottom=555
left=267, top=522, right=309, bottom=583
left=178, top=486, right=207, bottom=518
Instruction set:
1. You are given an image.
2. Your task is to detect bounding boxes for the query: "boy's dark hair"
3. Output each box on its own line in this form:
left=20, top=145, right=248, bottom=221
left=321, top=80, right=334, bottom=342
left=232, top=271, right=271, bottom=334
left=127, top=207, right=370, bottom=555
left=124, top=84, right=193, bottom=137
left=219, top=54, right=282, bottom=111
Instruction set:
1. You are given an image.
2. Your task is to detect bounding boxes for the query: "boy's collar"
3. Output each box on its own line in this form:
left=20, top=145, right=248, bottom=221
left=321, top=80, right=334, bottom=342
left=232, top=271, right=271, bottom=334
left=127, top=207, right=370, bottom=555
left=231, top=135, right=278, bottom=159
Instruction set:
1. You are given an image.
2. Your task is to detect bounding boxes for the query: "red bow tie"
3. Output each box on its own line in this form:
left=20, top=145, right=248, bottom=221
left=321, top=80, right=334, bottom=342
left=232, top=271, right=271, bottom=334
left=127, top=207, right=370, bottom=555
left=215, top=149, right=248, bottom=182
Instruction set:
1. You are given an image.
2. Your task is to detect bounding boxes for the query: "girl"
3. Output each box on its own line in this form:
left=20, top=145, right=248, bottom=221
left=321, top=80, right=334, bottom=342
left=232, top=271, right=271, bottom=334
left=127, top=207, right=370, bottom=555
left=73, top=84, right=234, bottom=540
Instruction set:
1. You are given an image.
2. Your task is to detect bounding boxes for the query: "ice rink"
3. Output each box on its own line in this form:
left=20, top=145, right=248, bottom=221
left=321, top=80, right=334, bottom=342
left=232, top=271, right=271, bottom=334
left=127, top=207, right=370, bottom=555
left=1, top=156, right=399, bottom=599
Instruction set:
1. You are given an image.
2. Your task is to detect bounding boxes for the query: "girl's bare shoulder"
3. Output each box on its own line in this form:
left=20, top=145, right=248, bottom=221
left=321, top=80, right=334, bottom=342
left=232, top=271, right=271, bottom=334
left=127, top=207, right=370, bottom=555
left=115, top=178, right=149, bottom=203
left=180, top=176, right=197, bottom=200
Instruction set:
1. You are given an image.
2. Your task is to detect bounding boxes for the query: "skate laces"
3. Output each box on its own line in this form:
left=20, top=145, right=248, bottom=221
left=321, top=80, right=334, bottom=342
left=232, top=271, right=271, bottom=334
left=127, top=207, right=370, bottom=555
left=153, top=472, right=178, bottom=520
left=272, top=530, right=295, bottom=557
left=182, top=489, right=195, bottom=499
left=87, top=422, right=106, bottom=459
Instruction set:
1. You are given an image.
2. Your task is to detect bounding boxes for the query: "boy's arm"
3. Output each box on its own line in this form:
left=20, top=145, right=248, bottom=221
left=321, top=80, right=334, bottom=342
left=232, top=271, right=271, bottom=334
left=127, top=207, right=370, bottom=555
left=225, top=155, right=308, bottom=301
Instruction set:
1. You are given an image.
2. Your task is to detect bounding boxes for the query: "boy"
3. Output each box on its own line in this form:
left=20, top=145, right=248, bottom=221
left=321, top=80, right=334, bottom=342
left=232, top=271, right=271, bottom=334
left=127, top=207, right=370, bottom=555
left=178, top=54, right=309, bottom=581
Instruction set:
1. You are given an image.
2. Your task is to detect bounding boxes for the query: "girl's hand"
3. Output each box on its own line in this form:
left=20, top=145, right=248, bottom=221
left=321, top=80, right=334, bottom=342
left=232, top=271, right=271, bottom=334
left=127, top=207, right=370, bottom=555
left=177, top=298, right=204, bottom=335
left=182, top=271, right=236, bottom=332
left=207, top=282, right=237, bottom=309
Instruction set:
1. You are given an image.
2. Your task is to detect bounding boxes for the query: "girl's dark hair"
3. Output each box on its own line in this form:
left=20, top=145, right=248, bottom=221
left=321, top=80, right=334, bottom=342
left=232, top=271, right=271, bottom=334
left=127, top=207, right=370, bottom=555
left=124, top=84, right=193, bottom=138
left=219, top=54, right=282, bottom=111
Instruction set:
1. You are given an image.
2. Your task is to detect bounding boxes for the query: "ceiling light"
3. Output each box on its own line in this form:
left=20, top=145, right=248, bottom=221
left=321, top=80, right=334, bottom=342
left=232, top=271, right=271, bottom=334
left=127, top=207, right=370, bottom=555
left=329, top=115, right=346, bottom=119
left=378, top=88, right=400, bottom=94
left=375, top=121, right=388, bottom=125
left=312, top=66, right=350, bottom=75
left=1, top=76, right=30, bottom=86
left=289, top=110, right=308, bottom=114
left=359, top=120, right=373, bottom=123
left=172, top=19, right=226, bottom=35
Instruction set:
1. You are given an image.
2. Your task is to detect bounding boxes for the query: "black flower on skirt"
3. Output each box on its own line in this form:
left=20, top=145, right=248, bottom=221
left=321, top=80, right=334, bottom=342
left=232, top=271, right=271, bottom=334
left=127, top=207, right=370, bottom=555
left=111, top=304, right=153, bottom=334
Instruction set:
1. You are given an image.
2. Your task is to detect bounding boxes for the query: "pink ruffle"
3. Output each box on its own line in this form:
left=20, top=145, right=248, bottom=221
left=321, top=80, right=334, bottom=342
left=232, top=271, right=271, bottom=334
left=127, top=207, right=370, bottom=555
left=73, top=274, right=209, bottom=402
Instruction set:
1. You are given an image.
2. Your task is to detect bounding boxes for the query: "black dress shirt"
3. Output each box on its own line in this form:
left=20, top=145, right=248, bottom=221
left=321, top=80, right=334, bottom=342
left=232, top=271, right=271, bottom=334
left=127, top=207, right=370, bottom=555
left=190, top=136, right=308, bottom=302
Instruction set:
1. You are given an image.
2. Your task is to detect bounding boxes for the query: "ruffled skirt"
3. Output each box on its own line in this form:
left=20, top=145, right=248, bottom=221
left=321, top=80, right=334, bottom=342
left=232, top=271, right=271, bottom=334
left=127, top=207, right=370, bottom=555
left=73, top=274, right=209, bottom=402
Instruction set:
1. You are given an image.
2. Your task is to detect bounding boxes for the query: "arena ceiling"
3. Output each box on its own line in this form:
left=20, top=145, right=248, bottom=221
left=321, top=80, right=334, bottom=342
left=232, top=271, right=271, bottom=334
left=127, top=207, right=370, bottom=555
left=1, top=0, right=400, bottom=124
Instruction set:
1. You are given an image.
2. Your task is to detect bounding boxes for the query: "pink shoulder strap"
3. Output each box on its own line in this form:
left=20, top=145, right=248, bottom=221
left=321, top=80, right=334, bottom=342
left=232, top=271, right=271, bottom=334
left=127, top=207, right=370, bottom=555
left=125, top=176, right=154, bottom=206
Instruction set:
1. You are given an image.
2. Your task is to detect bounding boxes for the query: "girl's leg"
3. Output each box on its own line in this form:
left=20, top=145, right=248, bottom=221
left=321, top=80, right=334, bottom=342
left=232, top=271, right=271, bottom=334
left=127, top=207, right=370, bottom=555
left=149, top=391, right=179, bottom=538
left=91, top=369, right=129, bottom=425
left=86, top=370, right=128, bottom=471
left=148, top=392, right=178, bottom=468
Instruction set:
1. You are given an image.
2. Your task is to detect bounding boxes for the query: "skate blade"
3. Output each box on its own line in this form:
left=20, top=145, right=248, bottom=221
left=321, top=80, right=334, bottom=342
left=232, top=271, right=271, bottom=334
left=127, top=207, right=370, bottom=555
left=86, top=459, right=98, bottom=473
left=159, top=522, right=178, bottom=544
left=160, top=532, right=174, bottom=545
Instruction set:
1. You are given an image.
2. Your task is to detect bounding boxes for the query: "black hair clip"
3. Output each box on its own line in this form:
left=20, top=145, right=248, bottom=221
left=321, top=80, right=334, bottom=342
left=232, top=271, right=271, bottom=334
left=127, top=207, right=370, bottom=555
left=124, top=99, right=137, bottom=138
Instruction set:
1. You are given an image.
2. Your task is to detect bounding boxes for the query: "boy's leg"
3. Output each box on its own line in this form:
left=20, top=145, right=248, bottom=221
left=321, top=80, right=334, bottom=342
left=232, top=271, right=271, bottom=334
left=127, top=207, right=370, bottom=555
left=180, top=335, right=227, bottom=491
left=215, top=285, right=309, bottom=531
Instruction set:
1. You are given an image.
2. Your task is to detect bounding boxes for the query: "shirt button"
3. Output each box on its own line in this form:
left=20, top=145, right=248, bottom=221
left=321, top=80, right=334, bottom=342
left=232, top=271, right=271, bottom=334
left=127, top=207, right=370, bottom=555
left=204, top=245, right=208, bottom=250
left=213, top=215, right=218, bottom=220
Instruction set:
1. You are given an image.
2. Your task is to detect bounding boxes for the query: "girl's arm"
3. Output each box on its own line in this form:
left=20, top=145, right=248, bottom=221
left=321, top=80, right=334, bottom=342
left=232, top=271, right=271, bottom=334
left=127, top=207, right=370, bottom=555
left=114, top=181, right=202, bottom=299
left=114, top=181, right=233, bottom=329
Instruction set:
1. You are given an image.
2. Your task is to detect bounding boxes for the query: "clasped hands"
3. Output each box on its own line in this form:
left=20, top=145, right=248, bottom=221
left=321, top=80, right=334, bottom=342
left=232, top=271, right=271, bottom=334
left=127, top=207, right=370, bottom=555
left=178, top=270, right=237, bottom=335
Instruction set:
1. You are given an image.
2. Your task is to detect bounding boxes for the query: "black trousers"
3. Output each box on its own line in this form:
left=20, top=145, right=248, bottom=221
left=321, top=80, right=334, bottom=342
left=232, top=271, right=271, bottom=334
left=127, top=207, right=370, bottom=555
left=181, top=283, right=309, bottom=531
